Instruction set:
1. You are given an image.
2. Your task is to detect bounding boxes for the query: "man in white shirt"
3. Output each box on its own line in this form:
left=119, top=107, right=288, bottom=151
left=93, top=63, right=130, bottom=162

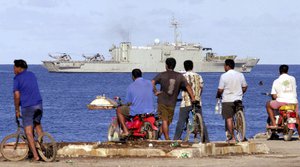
left=216, top=59, right=248, bottom=143
left=266, top=65, right=300, bottom=136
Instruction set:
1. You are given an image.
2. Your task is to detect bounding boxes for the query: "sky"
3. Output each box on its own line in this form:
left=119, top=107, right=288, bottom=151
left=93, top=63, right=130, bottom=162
left=0, top=0, right=299, bottom=64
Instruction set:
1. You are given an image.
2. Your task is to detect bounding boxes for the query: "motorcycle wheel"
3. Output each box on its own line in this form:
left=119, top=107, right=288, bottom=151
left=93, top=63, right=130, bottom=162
left=234, top=110, right=246, bottom=142
left=283, top=129, right=294, bottom=141
left=107, top=123, right=120, bottom=141
left=266, top=129, right=273, bottom=139
left=144, top=123, right=157, bottom=140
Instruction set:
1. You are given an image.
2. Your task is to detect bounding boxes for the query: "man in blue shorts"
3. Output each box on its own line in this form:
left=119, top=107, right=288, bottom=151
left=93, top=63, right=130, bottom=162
left=13, top=59, right=43, bottom=161
left=116, top=69, right=154, bottom=137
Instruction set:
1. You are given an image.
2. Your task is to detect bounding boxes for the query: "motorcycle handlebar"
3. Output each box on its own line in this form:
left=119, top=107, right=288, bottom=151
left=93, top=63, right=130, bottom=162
left=261, top=92, right=271, bottom=96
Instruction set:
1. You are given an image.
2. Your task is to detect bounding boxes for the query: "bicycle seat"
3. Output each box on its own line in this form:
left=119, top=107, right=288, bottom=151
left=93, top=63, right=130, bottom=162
left=279, top=104, right=296, bottom=111
left=234, top=100, right=243, bottom=106
left=192, top=100, right=201, bottom=108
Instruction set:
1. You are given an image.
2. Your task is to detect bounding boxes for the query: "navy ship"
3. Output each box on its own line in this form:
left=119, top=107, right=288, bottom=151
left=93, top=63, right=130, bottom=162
left=42, top=19, right=259, bottom=73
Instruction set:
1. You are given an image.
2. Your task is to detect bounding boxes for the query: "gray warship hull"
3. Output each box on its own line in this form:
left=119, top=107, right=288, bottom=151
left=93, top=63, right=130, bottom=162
left=42, top=46, right=259, bottom=73
left=42, top=61, right=258, bottom=73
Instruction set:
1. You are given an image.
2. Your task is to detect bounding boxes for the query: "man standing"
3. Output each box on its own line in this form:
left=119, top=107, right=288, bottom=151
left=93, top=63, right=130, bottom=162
left=13, top=59, right=43, bottom=161
left=152, top=57, right=195, bottom=140
left=116, top=69, right=154, bottom=137
left=173, top=60, right=209, bottom=142
left=266, top=65, right=300, bottom=137
left=216, top=59, right=247, bottom=143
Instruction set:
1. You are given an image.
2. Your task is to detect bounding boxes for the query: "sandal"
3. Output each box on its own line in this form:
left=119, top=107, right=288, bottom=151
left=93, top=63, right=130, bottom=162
left=227, top=139, right=237, bottom=144
left=120, top=133, right=129, bottom=139
left=226, top=137, right=237, bottom=144
left=29, top=159, right=41, bottom=163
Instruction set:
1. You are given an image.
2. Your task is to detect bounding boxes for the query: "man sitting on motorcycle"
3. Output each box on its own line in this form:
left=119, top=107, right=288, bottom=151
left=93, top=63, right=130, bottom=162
left=266, top=65, right=300, bottom=137
left=116, top=69, right=154, bottom=137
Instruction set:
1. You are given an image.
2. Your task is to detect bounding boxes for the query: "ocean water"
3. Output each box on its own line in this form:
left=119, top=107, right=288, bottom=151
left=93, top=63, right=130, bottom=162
left=0, top=65, right=299, bottom=142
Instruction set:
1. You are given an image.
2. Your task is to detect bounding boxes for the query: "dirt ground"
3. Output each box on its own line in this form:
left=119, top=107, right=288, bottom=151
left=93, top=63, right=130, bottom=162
left=0, top=139, right=299, bottom=167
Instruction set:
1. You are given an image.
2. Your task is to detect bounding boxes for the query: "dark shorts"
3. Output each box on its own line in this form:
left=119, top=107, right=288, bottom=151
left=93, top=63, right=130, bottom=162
left=222, top=102, right=235, bottom=119
left=180, top=105, right=202, bottom=114
left=21, top=103, right=43, bottom=127
left=158, top=104, right=175, bottom=124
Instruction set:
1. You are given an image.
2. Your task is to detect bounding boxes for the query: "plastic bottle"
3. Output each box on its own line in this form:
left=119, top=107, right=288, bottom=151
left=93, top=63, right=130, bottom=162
left=218, top=100, right=222, bottom=115
left=215, top=100, right=219, bottom=114
left=215, top=98, right=221, bottom=114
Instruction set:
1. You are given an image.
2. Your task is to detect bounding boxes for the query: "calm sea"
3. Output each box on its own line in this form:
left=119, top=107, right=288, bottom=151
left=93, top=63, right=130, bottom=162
left=0, top=65, right=299, bottom=142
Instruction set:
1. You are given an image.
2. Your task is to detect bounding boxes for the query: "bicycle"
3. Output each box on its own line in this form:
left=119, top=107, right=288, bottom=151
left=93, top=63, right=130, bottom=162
left=230, top=100, right=246, bottom=142
left=182, top=102, right=205, bottom=143
left=0, top=117, right=57, bottom=162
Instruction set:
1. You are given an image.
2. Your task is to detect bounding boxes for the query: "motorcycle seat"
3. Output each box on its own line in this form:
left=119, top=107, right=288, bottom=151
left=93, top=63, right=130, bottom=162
left=279, top=104, right=296, bottom=111
left=128, top=113, right=156, bottom=119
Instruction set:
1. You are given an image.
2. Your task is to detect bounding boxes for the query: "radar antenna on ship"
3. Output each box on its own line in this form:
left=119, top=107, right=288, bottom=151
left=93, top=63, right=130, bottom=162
left=170, top=17, right=181, bottom=48
left=48, top=53, right=72, bottom=61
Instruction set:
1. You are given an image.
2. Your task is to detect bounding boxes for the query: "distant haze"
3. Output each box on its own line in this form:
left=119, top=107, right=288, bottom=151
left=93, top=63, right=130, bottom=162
left=0, top=0, right=299, bottom=64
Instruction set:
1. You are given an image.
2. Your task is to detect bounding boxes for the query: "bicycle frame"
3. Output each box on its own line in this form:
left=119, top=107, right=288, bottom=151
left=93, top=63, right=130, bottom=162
left=187, top=105, right=197, bottom=132
left=14, top=118, right=27, bottom=150
left=183, top=103, right=204, bottom=142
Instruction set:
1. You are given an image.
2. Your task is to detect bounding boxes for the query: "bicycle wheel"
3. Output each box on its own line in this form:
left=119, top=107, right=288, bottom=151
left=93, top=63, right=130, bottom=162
left=37, top=132, right=57, bottom=162
left=194, top=113, right=204, bottom=143
left=234, top=110, right=246, bottom=142
left=0, top=133, right=29, bottom=161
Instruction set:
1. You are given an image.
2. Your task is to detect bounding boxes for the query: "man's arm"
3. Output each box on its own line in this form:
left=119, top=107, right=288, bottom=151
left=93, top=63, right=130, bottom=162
left=271, top=94, right=277, bottom=100
left=216, top=75, right=224, bottom=99
left=186, top=84, right=196, bottom=102
left=216, top=89, right=223, bottom=99
left=200, top=86, right=203, bottom=96
left=270, top=80, right=277, bottom=100
left=124, top=86, right=133, bottom=106
left=241, top=73, right=248, bottom=94
left=242, top=86, right=247, bottom=94
left=151, top=80, right=161, bottom=96
left=199, top=75, right=204, bottom=96
left=14, top=91, right=21, bottom=118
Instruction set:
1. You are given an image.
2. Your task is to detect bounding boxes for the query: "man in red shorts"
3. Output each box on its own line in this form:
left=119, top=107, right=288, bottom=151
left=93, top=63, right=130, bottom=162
left=266, top=65, right=300, bottom=137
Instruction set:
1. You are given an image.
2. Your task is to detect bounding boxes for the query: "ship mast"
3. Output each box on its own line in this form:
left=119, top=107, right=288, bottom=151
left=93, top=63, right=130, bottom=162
left=171, top=18, right=179, bottom=48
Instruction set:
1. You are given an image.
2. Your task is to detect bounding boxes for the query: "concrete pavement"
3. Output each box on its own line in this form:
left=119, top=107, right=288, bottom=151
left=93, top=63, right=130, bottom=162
left=1, top=133, right=300, bottom=167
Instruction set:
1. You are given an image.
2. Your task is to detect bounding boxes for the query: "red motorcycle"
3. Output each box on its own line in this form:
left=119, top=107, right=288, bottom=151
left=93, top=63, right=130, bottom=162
left=266, top=104, right=297, bottom=141
left=107, top=97, right=160, bottom=141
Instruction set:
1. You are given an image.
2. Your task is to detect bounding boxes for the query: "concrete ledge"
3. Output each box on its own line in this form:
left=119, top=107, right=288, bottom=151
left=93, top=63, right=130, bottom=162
left=57, top=141, right=269, bottom=158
